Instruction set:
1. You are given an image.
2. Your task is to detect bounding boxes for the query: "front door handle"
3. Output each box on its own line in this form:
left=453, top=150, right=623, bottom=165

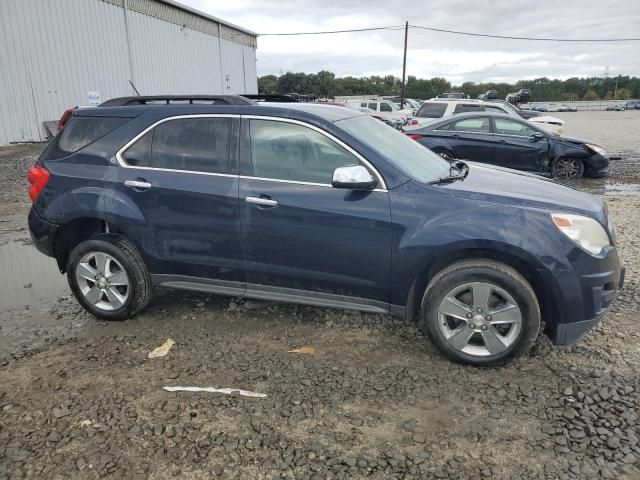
left=124, top=179, right=152, bottom=190
left=245, top=196, right=278, bottom=207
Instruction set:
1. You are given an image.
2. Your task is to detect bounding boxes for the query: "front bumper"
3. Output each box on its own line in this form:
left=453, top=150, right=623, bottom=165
left=28, top=207, right=58, bottom=257
left=548, top=246, right=623, bottom=345
left=586, top=153, right=609, bottom=178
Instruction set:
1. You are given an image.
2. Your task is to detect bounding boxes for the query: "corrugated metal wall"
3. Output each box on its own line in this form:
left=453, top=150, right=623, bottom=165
left=0, top=0, right=258, bottom=145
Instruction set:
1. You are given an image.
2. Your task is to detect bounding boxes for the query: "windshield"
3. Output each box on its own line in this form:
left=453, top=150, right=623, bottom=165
left=336, top=115, right=452, bottom=183
left=499, top=101, right=520, bottom=113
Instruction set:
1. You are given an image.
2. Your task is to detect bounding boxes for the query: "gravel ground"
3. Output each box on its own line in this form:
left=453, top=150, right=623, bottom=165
left=1, top=111, right=640, bottom=479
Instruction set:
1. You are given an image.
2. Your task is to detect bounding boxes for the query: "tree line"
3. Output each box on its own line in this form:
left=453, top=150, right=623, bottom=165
left=258, top=71, right=640, bottom=102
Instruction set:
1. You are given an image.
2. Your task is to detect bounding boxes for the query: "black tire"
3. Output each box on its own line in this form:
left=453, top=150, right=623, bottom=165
left=432, top=148, right=455, bottom=160
left=419, top=260, right=540, bottom=367
left=67, top=234, right=153, bottom=321
left=552, top=157, right=584, bottom=179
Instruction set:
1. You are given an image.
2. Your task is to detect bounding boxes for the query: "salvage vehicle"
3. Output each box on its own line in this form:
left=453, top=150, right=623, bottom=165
left=410, top=99, right=564, bottom=134
left=28, top=95, right=623, bottom=366
left=404, top=112, right=608, bottom=179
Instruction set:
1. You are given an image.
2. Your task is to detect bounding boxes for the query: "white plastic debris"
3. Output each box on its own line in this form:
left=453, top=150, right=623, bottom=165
left=148, top=338, right=175, bottom=358
left=163, top=386, right=267, bottom=398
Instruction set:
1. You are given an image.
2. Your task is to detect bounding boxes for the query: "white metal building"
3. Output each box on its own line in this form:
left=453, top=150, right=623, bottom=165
left=0, top=0, right=258, bottom=145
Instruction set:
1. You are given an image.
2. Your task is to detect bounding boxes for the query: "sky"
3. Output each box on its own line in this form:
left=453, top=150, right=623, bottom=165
left=183, top=0, right=640, bottom=84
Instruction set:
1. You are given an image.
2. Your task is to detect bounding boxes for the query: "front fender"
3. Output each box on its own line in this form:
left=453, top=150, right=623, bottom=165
left=389, top=185, right=573, bottom=308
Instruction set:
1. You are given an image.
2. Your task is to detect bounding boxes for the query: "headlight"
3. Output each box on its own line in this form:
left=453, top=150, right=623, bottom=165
left=551, top=213, right=610, bottom=255
left=585, top=143, right=607, bottom=157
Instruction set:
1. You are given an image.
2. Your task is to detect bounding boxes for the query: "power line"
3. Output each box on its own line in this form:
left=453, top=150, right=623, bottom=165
left=257, top=24, right=640, bottom=42
left=258, top=25, right=404, bottom=36
left=409, top=24, right=640, bottom=42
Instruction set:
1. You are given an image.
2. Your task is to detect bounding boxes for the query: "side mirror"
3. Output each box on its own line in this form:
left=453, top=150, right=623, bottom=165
left=531, top=132, right=545, bottom=141
left=332, top=165, right=377, bottom=190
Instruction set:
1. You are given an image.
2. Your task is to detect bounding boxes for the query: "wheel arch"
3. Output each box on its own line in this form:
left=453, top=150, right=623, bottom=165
left=405, top=247, right=559, bottom=334
left=53, top=217, right=108, bottom=273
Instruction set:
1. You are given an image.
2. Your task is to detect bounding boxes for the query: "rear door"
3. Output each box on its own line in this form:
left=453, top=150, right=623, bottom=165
left=439, top=116, right=495, bottom=163
left=491, top=117, right=549, bottom=171
left=105, top=115, right=244, bottom=289
left=237, top=117, right=392, bottom=311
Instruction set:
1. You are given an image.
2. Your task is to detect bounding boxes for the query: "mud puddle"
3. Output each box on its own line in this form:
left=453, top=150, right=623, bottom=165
left=0, top=240, right=68, bottom=312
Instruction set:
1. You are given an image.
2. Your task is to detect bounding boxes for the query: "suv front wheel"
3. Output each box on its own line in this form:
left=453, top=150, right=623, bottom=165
left=67, top=235, right=153, bottom=320
left=420, top=260, right=540, bottom=366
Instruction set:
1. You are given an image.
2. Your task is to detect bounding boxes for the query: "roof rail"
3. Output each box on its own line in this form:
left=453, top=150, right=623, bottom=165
left=99, top=95, right=253, bottom=107
left=240, top=94, right=299, bottom=103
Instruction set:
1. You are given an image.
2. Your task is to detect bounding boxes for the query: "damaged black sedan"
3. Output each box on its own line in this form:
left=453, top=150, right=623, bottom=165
left=404, top=112, right=609, bottom=179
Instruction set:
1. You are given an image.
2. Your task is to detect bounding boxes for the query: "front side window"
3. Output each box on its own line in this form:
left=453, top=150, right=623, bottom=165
left=450, top=118, right=491, bottom=133
left=380, top=103, right=393, bottom=112
left=416, top=102, right=447, bottom=118
left=249, top=120, right=363, bottom=185
left=120, top=117, right=234, bottom=174
left=453, top=104, right=483, bottom=114
left=494, top=118, right=539, bottom=137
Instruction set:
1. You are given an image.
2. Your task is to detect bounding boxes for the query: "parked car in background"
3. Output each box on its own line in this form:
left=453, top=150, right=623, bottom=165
left=409, top=99, right=565, bottom=134
left=625, top=101, right=640, bottom=110
left=387, top=97, right=421, bottom=114
left=558, top=105, right=578, bottom=112
left=437, top=91, right=467, bottom=99
left=351, top=106, right=404, bottom=129
left=28, top=95, right=622, bottom=366
left=486, top=100, right=543, bottom=120
left=606, top=104, right=626, bottom=111
left=346, top=99, right=409, bottom=125
left=404, top=112, right=609, bottom=179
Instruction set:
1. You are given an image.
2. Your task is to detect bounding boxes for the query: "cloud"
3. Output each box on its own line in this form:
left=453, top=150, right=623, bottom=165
left=185, top=0, right=640, bottom=83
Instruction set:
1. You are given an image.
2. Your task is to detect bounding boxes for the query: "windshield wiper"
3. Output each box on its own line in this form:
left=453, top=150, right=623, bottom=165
left=429, top=160, right=469, bottom=185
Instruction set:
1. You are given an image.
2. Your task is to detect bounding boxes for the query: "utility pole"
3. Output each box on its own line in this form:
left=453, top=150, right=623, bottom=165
left=400, top=21, right=408, bottom=109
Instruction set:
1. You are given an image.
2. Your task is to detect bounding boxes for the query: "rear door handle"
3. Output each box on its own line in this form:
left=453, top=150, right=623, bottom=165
left=245, top=196, right=278, bottom=207
left=124, top=179, right=152, bottom=190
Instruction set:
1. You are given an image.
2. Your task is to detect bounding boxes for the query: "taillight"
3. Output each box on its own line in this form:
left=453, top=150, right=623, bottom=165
left=57, top=108, right=76, bottom=131
left=406, top=134, right=422, bottom=141
left=410, top=119, right=418, bottom=125
left=27, top=166, right=49, bottom=202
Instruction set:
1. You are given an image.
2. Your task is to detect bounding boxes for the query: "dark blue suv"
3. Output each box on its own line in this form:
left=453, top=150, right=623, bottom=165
left=28, top=95, right=623, bottom=366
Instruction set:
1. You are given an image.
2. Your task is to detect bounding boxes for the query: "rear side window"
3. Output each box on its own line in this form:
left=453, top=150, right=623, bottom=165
left=416, top=103, right=447, bottom=118
left=450, top=117, right=491, bottom=133
left=42, top=116, right=129, bottom=160
left=453, top=104, right=483, bottom=114
left=120, top=117, right=234, bottom=174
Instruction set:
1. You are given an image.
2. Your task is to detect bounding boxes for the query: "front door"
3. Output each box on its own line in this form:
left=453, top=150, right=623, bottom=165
left=238, top=117, right=392, bottom=311
left=105, top=115, right=244, bottom=287
left=444, top=116, right=495, bottom=163
left=491, top=117, right=550, bottom=171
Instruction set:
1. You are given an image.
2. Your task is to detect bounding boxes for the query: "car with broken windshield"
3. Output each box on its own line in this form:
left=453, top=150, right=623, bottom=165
left=28, top=95, right=623, bottom=366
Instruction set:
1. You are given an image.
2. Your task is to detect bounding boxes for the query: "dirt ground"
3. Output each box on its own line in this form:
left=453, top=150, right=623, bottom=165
left=1, top=111, right=640, bottom=479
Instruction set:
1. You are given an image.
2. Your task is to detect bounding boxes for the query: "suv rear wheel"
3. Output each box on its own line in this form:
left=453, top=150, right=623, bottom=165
left=67, top=235, right=152, bottom=320
left=420, top=260, right=540, bottom=366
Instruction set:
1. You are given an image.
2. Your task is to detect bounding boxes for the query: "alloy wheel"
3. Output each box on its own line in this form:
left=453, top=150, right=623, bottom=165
left=555, top=158, right=580, bottom=179
left=437, top=282, right=522, bottom=357
left=75, top=252, right=130, bottom=311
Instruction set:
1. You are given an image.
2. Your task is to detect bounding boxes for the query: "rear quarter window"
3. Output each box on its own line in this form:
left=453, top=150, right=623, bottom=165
left=42, top=116, right=129, bottom=160
left=416, top=103, right=447, bottom=118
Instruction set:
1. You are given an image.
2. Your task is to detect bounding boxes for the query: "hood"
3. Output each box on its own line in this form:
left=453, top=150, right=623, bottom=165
left=441, top=162, right=604, bottom=221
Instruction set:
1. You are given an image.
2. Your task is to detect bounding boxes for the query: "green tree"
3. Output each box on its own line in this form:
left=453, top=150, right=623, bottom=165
left=583, top=89, right=600, bottom=101
left=615, top=88, right=632, bottom=100
left=258, top=75, right=278, bottom=94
